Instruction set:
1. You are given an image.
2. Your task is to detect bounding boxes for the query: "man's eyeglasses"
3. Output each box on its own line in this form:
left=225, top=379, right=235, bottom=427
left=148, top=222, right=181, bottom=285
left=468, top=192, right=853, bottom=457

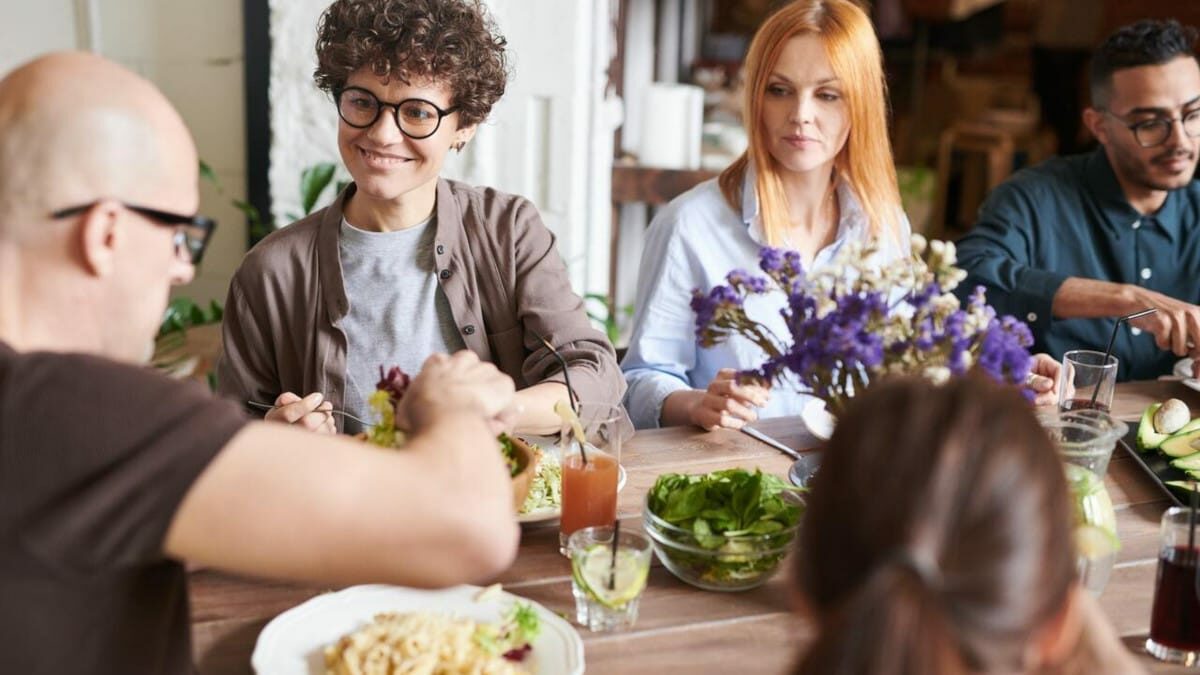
left=335, top=87, right=458, bottom=139
left=1103, top=108, right=1200, bottom=148
left=51, top=202, right=216, bottom=264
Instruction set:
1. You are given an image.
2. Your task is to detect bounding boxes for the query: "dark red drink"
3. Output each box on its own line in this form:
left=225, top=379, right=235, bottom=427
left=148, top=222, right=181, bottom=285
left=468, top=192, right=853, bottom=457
left=1059, top=398, right=1111, bottom=413
left=1149, top=546, right=1200, bottom=651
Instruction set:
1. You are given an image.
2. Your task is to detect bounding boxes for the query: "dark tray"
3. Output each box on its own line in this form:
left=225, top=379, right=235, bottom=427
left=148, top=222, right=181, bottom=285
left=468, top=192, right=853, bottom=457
left=1120, top=425, right=1188, bottom=507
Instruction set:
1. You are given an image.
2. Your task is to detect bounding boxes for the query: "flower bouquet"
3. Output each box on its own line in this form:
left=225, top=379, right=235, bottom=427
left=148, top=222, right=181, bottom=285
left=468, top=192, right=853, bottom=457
left=363, top=365, right=539, bottom=511
left=690, top=235, right=1035, bottom=420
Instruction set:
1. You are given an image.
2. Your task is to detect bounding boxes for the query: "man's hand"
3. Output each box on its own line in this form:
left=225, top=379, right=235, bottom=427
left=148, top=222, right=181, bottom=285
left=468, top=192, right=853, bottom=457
left=399, top=351, right=516, bottom=433
left=1126, top=287, right=1200, bottom=360
left=264, top=392, right=335, bottom=434
left=1027, top=353, right=1060, bottom=406
left=688, top=368, right=771, bottom=431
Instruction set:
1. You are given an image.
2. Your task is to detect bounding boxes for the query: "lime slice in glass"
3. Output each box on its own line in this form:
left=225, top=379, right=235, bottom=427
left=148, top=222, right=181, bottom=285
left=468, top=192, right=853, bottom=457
left=572, top=544, right=648, bottom=609
left=1074, top=523, right=1119, bottom=560
left=1065, top=464, right=1118, bottom=544
left=554, top=399, right=586, bottom=445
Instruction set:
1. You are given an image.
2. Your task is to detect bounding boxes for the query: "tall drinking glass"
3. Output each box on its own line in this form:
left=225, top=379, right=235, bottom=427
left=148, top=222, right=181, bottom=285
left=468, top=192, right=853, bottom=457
left=1038, top=409, right=1128, bottom=595
left=559, top=403, right=622, bottom=553
left=1058, top=349, right=1119, bottom=413
left=1147, top=507, right=1200, bottom=665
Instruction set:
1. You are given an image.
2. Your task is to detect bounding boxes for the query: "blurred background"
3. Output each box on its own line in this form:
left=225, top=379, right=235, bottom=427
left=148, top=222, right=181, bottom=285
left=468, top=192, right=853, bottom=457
left=3, top=0, right=1199, bottom=358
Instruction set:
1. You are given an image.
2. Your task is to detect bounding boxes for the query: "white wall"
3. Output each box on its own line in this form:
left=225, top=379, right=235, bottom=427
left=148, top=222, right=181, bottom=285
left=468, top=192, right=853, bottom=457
left=0, top=0, right=248, bottom=307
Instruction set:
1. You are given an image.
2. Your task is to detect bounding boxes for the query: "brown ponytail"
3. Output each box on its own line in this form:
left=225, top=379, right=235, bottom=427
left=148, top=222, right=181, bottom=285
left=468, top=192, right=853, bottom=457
left=794, top=375, right=1075, bottom=675
left=797, top=559, right=966, bottom=675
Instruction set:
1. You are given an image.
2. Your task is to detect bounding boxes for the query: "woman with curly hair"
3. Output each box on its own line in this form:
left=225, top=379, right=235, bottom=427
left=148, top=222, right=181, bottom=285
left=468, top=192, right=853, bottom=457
left=218, top=0, right=625, bottom=435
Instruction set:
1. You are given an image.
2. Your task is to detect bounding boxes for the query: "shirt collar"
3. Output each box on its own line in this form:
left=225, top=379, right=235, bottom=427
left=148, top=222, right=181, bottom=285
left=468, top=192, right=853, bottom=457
left=741, top=164, right=868, bottom=245
left=1085, top=147, right=1182, bottom=243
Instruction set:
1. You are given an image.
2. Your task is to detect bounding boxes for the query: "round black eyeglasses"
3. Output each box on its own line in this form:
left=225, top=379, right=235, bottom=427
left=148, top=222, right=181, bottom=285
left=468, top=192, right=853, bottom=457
left=336, top=87, right=458, bottom=140
left=1103, top=108, right=1200, bottom=148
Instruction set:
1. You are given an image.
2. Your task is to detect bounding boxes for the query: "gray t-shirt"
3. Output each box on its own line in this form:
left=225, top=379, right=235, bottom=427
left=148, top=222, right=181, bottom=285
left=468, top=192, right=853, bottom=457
left=338, top=215, right=465, bottom=434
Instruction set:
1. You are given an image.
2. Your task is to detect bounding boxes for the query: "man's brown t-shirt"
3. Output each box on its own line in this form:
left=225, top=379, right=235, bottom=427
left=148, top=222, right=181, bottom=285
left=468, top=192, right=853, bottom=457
left=0, top=342, right=247, bottom=673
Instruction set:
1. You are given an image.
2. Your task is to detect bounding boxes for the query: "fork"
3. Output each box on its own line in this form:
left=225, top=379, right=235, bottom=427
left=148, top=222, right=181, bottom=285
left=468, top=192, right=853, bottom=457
left=246, top=400, right=371, bottom=427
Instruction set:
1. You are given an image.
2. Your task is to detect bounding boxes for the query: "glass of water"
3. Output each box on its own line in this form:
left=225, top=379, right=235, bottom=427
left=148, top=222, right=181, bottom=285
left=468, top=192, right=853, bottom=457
left=567, top=525, right=652, bottom=632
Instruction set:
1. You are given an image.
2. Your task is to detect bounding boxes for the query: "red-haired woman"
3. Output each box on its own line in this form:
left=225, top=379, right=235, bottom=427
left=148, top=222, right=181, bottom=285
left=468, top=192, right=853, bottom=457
left=622, top=0, right=910, bottom=430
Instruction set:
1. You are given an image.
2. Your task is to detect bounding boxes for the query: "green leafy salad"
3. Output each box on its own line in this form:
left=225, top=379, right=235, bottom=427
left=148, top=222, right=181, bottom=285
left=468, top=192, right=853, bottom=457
left=647, top=468, right=805, bottom=585
left=474, top=602, right=541, bottom=662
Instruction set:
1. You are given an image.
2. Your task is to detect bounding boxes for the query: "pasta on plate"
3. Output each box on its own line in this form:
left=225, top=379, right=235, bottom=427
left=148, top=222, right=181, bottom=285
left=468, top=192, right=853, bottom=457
left=324, top=611, right=531, bottom=675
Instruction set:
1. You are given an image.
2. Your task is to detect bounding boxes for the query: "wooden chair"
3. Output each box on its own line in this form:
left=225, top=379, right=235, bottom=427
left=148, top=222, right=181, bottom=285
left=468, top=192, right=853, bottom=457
left=933, top=122, right=1015, bottom=239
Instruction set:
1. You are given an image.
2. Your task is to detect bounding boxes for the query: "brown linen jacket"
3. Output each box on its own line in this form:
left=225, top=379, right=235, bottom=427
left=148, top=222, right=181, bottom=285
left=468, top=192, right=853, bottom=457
left=216, top=179, right=625, bottom=431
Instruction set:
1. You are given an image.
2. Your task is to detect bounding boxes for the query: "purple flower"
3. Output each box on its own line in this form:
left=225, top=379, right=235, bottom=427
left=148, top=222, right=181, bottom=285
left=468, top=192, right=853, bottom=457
left=726, top=268, right=770, bottom=294
left=690, top=242, right=1034, bottom=408
left=759, top=246, right=805, bottom=287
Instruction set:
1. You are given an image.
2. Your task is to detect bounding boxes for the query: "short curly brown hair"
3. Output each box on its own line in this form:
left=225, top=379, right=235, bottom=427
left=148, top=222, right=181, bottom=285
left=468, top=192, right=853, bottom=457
left=314, top=0, right=508, bottom=128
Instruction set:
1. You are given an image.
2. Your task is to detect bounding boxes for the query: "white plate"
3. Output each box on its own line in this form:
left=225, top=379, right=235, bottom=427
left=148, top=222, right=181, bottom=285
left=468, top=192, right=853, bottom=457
left=800, top=398, right=835, bottom=441
left=251, top=584, right=584, bottom=675
left=1172, top=359, right=1200, bottom=393
left=1175, top=358, right=1194, bottom=379
left=517, top=465, right=627, bottom=524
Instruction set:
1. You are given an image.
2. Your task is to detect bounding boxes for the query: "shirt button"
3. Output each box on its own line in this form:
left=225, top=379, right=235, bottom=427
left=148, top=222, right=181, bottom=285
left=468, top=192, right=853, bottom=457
left=1132, top=327, right=1144, bottom=336
left=463, top=325, right=476, bottom=335
left=1026, top=312, right=1038, bottom=323
left=436, top=244, right=445, bottom=255
left=439, top=269, right=452, bottom=280
left=1141, top=267, right=1152, bottom=280
left=1132, top=220, right=1141, bottom=230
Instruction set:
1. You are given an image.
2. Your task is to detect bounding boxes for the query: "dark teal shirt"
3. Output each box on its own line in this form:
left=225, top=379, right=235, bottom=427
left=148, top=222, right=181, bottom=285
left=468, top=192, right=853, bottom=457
left=955, top=148, right=1200, bottom=381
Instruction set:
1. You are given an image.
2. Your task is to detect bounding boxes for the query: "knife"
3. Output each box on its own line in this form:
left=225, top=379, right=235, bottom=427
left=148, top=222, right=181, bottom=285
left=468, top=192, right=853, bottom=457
left=740, top=426, right=803, bottom=460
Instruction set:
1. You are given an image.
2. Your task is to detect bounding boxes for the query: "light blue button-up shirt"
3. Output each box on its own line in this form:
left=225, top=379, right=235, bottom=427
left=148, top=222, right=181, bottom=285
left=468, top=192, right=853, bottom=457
left=620, top=170, right=911, bottom=429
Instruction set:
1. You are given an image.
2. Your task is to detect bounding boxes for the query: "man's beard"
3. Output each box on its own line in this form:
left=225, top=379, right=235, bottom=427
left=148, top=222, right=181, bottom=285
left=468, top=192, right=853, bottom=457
left=1119, top=144, right=1197, bottom=192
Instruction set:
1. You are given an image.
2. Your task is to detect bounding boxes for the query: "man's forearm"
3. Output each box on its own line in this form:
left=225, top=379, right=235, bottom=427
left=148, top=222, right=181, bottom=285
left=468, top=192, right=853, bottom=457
left=1051, top=277, right=1139, bottom=319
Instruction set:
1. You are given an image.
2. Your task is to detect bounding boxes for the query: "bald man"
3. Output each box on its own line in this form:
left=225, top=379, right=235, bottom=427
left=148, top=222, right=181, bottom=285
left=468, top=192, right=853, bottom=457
left=0, top=53, right=519, bottom=674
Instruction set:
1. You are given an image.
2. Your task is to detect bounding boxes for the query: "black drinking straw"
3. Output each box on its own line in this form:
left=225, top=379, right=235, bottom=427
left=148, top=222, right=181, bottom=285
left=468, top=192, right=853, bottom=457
left=1089, top=308, right=1157, bottom=406
left=608, top=519, right=621, bottom=591
left=536, top=331, right=587, bottom=465
left=534, top=332, right=579, bottom=414
left=1189, top=484, right=1198, bottom=634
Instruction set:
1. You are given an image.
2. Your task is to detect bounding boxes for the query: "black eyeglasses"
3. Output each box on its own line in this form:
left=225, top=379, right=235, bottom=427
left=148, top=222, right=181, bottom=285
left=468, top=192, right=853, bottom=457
left=335, top=86, right=458, bottom=139
left=51, top=201, right=216, bottom=264
left=1103, top=108, right=1200, bottom=148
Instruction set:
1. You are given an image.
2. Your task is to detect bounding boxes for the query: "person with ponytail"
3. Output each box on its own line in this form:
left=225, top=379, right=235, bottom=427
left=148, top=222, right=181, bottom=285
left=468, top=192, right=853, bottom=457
left=620, top=0, right=911, bottom=430
left=793, top=375, right=1143, bottom=675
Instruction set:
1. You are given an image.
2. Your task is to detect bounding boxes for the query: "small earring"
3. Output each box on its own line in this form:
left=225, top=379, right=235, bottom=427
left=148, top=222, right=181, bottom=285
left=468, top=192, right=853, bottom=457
left=454, top=142, right=465, bottom=152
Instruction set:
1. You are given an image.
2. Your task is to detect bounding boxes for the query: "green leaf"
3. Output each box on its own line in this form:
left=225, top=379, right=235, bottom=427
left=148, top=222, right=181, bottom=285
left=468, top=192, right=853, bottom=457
left=198, top=160, right=218, bottom=186
left=730, top=471, right=762, bottom=527
left=300, top=163, right=337, bottom=215
left=662, top=483, right=707, bottom=522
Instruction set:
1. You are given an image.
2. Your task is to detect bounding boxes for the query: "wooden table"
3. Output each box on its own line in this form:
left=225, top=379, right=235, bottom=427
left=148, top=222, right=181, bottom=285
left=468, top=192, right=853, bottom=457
left=190, top=381, right=1200, bottom=674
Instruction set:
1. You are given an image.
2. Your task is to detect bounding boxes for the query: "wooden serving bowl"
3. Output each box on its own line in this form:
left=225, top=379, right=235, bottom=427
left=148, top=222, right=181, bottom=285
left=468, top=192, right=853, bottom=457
left=507, top=435, right=540, bottom=512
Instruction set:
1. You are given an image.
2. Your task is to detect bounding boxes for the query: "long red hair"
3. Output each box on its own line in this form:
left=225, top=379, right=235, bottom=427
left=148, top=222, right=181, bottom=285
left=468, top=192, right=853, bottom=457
left=719, top=0, right=901, bottom=244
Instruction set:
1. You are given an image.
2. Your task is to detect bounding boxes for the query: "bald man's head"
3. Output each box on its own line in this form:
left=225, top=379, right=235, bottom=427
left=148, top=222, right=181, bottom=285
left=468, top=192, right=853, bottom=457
left=0, top=53, right=201, bottom=362
left=0, top=52, right=199, bottom=241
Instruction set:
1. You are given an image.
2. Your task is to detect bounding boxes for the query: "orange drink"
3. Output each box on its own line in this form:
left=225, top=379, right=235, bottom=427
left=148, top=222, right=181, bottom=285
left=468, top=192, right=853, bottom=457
left=558, top=403, right=625, bottom=552
left=561, top=450, right=619, bottom=537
